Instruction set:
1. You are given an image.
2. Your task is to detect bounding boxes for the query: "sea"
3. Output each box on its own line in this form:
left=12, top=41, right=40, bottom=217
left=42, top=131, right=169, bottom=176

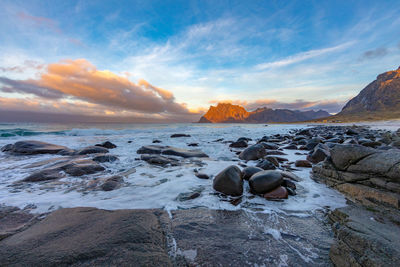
left=0, top=121, right=398, bottom=215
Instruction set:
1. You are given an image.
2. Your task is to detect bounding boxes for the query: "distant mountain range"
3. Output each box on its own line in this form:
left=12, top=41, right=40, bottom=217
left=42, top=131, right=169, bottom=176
left=327, top=66, right=400, bottom=121
left=198, top=103, right=330, bottom=123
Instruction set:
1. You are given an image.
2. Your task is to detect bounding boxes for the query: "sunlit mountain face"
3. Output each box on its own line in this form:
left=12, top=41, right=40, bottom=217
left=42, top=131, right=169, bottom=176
left=0, top=0, right=400, bottom=122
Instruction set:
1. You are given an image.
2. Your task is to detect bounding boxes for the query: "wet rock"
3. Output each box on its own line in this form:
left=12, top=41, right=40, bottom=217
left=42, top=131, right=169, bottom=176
left=362, top=140, right=382, bottom=148
left=237, top=137, right=252, bottom=142
left=259, top=142, right=279, bottom=150
left=0, top=208, right=172, bottom=266
left=263, top=186, right=288, bottom=200
left=229, top=140, right=248, bottom=148
left=307, top=145, right=330, bottom=164
left=249, top=170, right=283, bottom=194
left=295, top=160, right=312, bottom=168
left=213, top=165, right=243, bottom=196
left=152, top=139, right=162, bottom=143
left=281, top=171, right=301, bottom=182
left=23, top=168, right=65, bottom=182
left=188, top=143, right=198, bottom=147
left=265, top=150, right=287, bottom=155
left=0, top=206, right=37, bottom=241
left=346, top=128, right=359, bottom=135
left=256, top=159, right=276, bottom=170
left=101, top=175, right=124, bottom=191
left=95, top=141, right=116, bottom=149
left=238, top=144, right=266, bottom=161
left=329, top=144, right=376, bottom=171
left=137, top=145, right=208, bottom=158
left=171, top=133, right=191, bottom=138
left=282, top=179, right=296, bottom=190
left=62, top=159, right=106, bottom=176
left=283, top=144, right=297, bottom=150
left=195, top=172, right=209, bottom=179
left=241, top=166, right=263, bottom=180
left=137, top=145, right=165, bottom=154
left=141, top=155, right=179, bottom=166
left=176, top=192, right=201, bottom=201
left=1, top=140, right=69, bottom=155
left=93, top=154, right=118, bottom=163
left=265, top=156, right=279, bottom=167
left=76, top=146, right=109, bottom=155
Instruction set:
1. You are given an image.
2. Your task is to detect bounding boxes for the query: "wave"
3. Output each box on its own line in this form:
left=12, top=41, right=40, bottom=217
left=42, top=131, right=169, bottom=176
left=0, top=128, right=66, bottom=137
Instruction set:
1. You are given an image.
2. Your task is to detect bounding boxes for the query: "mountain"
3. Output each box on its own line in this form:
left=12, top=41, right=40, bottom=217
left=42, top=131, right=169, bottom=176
left=198, top=103, right=330, bottom=123
left=328, top=66, right=400, bottom=121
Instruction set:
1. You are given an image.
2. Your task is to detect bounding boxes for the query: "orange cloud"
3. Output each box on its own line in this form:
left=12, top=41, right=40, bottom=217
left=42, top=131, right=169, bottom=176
left=0, top=59, right=193, bottom=115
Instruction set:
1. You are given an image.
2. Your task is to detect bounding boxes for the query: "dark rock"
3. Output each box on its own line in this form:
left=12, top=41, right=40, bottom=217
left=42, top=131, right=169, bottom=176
left=229, top=140, right=248, bottom=148
left=283, top=144, right=297, bottom=150
left=0, top=207, right=172, bottom=266
left=259, top=142, right=279, bottom=150
left=238, top=144, right=266, bottom=161
left=346, top=128, right=359, bottom=135
left=141, top=155, right=179, bottom=166
left=195, top=172, right=209, bottom=179
left=137, top=145, right=208, bottom=158
left=23, top=168, right=65, bottom=182
left=188, top=143, right=199, bottom=147
left=295, top=160, right=312, bottom=168
left=282, top=179, right=296, bottom=190
left=0, top=206, right=36, bottom=241
left=95, top=141, right=116, bottom=149
left=256, top=159, right=276, bottom=170
left=287, top=187, right=296, bottom=196
left=152, top=140, right=162, bottom=143
left=1, top=140, right=69, bottom=155
left=362, top=141, right=382, bottom=148
left=281, top=171, right=301, bottom=182
left=263, top=186, right=288, bottom=200
left=307, top=147, right=330, bottom=164
left=329, top=144, right=376, bottom=171
left=241, top=166, right=263, bottom=180
left=265, top=150, right=287, bottom=155
left=76, top=146, right=109, bottom=155
left=101, top=175, right=124, bottom=191
left=93, top=154, right=118, bottom=163
left=249, top=170, right=283, bottom=194
left=171, top=134, right=191, bottom=138
left=137, top=145, right=165, bottom=154
left=62, top=159, right=106, bottom=176
left=176, top=192, right=201, bottom=201
left=213, top=165, right=243, bottom=196
left=237, top=137, right=252, bottom=142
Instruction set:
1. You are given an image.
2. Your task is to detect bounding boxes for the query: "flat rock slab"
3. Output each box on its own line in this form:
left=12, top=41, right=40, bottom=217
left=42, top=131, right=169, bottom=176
left=0, top=207, right=172, bottom=266
left=0, top=206, right=36, bottom=241
left=137, top=145, right=208, bottom=158
left=1, top=140, right=69, bottom=155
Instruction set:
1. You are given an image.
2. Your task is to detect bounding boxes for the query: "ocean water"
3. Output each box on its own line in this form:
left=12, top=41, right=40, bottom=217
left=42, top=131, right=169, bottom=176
left=0, top=122, right=353, bottom=216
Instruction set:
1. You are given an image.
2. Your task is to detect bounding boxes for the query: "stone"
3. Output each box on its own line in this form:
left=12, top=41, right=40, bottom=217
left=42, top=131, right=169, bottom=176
left=213, top=165, right=243, bottom=196
left=62, top=159, right=106, bottom=176
left=263, top=186, right=288, bottom=200
left=92, top=154, right=118, bottom=163
left=195, top=172, right=209, bottom=179
left=0, top=207, right=172, bottom=266
left=249, top=170, right=283, bottom=194
left=141, top=155, right=179, bottom=167
left=176, top=192, right=201, bottom=201
left=229, top=140, right=248, bottom=148
left=282, top=179, right=296, bottom=190
left=1, top=140, right=69, bottom=155
left=307, top=146, right=330, bottom=164
left=95, top=141, right=117, bottom=149
left=23, top=168, right=65, bottom=182
left=188, top=143, right=198, bottom=147
left=238, top=144, right=266, bottom=161
left=283, top=144, right=297, bottom=150
left=295, top=160, right=312, bottom=168
left=76, top=146, right=109, bottom=155
left=171, top=134, right=191, bottom=138
left=101, top=175, right=124, bottom=191
left=259, top=142, right=279, bottom=150
left=152, top=139, right=162, bottom=143
left=256, top=159, right=276, bottom=170
left=137, top=145, right=208, bottom=158
left=241, top=166, right=263, bottom=180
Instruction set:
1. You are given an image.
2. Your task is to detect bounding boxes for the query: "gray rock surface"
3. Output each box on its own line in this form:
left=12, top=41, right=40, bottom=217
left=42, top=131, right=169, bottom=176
left=249, top=170, right=283, bottom=194
left=1, top=140, right=69, bottom=155
left=239, top=144, right=266, bottom=160
left=213, top=165, right=243, bottom=196
left=137, top=145, right=208, bottom=158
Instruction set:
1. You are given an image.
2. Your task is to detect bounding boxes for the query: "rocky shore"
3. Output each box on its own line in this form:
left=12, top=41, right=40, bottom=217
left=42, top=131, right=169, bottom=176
left=1, top=125, right=399, bottom=265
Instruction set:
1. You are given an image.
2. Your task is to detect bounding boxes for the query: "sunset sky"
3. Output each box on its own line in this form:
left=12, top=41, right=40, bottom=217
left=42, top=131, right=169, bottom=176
left=0, top=0, right=400, bottom=122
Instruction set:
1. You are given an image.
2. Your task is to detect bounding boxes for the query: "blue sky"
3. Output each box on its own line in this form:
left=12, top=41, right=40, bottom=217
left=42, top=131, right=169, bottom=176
left=0, top=0, right=399, bottom=121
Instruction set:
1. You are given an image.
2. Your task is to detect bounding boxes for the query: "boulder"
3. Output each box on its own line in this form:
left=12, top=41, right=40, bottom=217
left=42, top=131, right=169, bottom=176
left=141, top=155, right=179, bottom=167
left=195, top=172, right=210, bottom=179
left=213, top=165, right=243, bottom=196
left=263, top=186, right=288, bottom=200
left=101, top=175, right=124, bottom=191
left=1, top=140, right=69, bottom=155
left=329, top=144, right=376, bottom=171
left=239, top=144, right=266, bottom=161
left=137, top=145, right=208, bottom=158
left=259, top=142, right=279, bottom=150
left=283, top=144, right=297, bottom=150
left=307, top=146, right=330, bottom=164
left=229, top=140, right=248, bottom=148
left=171, top=134, right=191, bottom=138
left=95, top=141, right=117, bottom=149
left=249, top=170, right=283, bottom=194
left=241, top=166, right=263, bottom=180
left=295, top=160, right=312, bottom=168
left=76, top=146, right=109, bottom=155
left=92, top=154, right=118, bottom=163
left=256, top=159, right=276, bottom=170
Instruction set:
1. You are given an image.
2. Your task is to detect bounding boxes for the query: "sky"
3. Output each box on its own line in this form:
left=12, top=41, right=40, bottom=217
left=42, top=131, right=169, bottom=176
left=0, top=0, right=400, bottom=122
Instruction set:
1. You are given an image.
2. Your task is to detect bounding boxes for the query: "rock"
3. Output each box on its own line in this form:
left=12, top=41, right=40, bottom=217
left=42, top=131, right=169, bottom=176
left=101, top=175, right=124, bottom=191
left=283, top=144, right=297, bottom=150
left=195, top=173, right=209, bottom=179
left=259, top=142, right=279, bottom=150
left=239, top=144, right=266, bottom=160
left=256, top=159, right=276, bottom=170
left=62, top=159, right=106, bottom=176
left=176, top=192, right=201, bottom=201
left=229, top=140, right=248, bottom=148
left=265, top=150, right=287, bottom=155
left=171, top=134, right=191, bottom=138
left=281, top=171, right=301, bottom=182
left=0, top=207, right=172, bottom=266
left=249, top=170, right=283, bottom=194
left=1, top=140, right=69, bottom=155
left=346, top=128, right=359, bottom=135
left=362, top=141, right=382, bottom=148
left=0, top=206, right=36, bottom=241
left=188, top=143, right=199, bottom=147
left=241, top=166, right=263, bottom=180
left=329, top=144, right=376, bottom=171
left=295, top=160, right=312, bottom=168
left=213, top=165, right=243, bottom=196
left=95, top=141, right=116, bottom=149
left=152, top=139, right=162, bottom=143
left=23, top=168, right=65, bottom=182
left=263, top=186, right=288, bottom=200
left=141, top=155, right=179, bottom=167
left=307, top=146, right=330, bottom=164
left=282, top=179, right=296, bottom=190
left=76, top=146, right=109, bottom=155
left=92, top=154, right=118, bottom=163
left=137, top=145, right=208, bottom=158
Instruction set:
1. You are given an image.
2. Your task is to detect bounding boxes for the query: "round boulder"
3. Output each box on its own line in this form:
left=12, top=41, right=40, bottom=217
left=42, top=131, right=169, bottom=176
left=249, top=170, right=283, bottom=194
left=264, top=186, right=288, bottom=200
left=241, top=166, right=263, bottom=180
left=239, top=144, right=266, bottom=161
left=213, top=165, right=243, bottom=196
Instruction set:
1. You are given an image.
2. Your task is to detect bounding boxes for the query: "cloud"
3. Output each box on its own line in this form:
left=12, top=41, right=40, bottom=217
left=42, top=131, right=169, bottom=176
left=0, top=59, right=193, bottom=116
left=17, top=11, right=62, bottom=34
left=0, top=60, right=44, bottom=73
left=254, top=42, right=355, bottom=70
left=359, top=47, right=388, bottom=61
left=208, top=98, right=347, bottom=114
